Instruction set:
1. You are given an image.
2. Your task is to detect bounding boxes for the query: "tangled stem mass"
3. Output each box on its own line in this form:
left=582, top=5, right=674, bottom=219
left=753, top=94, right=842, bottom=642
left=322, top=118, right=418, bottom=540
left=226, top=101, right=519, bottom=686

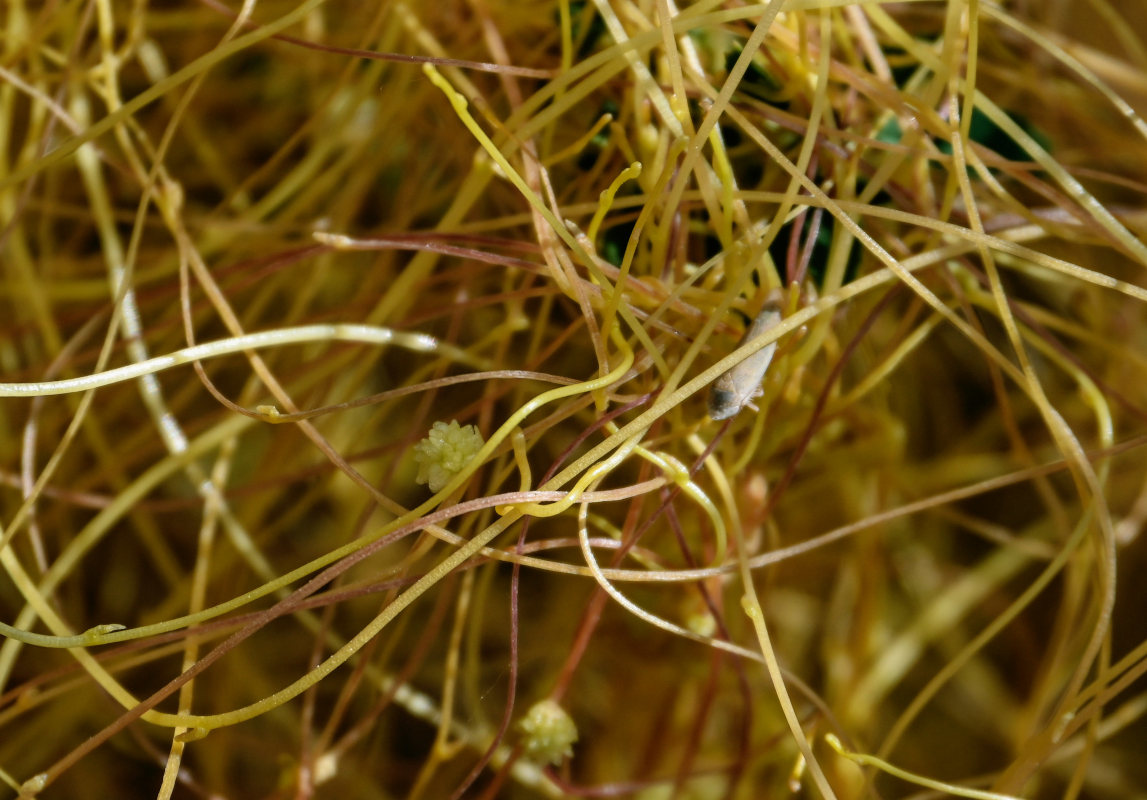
left=1, top=2, right=1146, bottom=798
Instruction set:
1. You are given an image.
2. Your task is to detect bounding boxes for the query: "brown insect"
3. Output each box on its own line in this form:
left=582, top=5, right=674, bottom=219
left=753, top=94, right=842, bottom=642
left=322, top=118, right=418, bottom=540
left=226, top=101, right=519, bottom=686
left=708, top=307, right=782, bottom=421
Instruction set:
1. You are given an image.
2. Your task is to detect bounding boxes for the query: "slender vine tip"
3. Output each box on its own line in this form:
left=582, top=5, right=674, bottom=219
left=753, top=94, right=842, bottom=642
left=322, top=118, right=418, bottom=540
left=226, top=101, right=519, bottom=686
left=412, top=420, right=484, bottom=492
left=518, top=699, right=578, bottom=766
